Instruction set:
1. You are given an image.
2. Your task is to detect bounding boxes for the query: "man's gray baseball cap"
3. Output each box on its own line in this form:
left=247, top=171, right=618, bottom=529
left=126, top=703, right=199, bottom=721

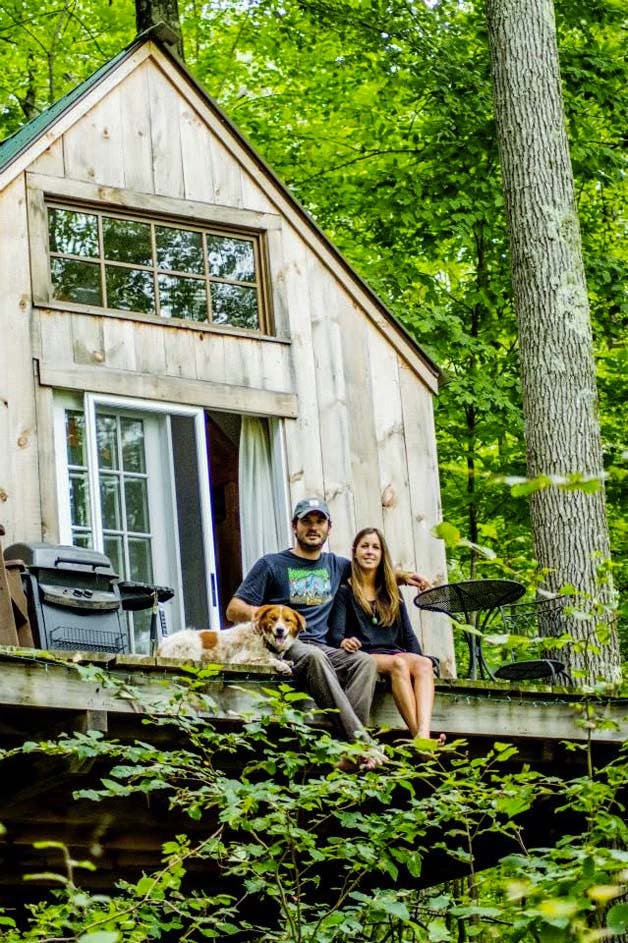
left=293, top=497, right=331, bottom=521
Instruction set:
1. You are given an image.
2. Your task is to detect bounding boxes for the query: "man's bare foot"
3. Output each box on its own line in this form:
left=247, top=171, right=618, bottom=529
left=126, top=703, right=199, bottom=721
left=336, top=747, right=387, bottom=772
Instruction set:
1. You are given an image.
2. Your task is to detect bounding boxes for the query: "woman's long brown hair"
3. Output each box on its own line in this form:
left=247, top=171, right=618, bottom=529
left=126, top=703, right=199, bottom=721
left=350, top=527, right=401, bottom=627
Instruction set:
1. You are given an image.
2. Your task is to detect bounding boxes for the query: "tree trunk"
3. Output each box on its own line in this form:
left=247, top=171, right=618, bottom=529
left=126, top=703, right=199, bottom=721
left=484, top=0, right=619, bottom=682
left=135, top=0, right=185, bottom=61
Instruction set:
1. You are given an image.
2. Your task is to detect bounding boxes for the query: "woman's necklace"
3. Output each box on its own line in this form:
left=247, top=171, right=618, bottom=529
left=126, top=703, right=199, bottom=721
left=368, top=600, right=379, bottom=625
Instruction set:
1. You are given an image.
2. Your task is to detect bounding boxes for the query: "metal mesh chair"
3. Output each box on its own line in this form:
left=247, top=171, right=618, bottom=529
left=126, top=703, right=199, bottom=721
left=492, top=595, right=573, bottom=685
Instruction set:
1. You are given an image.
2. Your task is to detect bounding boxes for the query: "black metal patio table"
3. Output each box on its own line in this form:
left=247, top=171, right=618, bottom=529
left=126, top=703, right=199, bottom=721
left=413, top=579, right=526, bottom=680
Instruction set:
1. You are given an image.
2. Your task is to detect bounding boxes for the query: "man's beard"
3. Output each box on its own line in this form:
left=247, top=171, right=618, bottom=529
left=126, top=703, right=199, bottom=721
left=295, top=532, right=324, bottom=553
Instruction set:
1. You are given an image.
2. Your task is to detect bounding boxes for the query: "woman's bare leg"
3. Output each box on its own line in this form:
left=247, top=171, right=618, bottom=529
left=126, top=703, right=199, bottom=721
left=371, top=654, right=419, bottom=736
left=400, top=653, right=444, bottom=741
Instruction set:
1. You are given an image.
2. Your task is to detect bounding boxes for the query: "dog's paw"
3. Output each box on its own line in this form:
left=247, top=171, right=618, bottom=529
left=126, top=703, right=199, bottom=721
left=273, top=659, right=293, bottom=675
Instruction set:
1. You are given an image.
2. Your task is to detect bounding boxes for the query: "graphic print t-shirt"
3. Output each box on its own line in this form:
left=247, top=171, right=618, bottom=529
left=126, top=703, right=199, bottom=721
left=234, top=549, right=351, bottom=642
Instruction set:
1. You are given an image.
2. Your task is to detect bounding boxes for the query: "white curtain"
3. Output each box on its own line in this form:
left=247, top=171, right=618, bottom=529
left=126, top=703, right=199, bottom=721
left=239, top=417, right=283, bottom=573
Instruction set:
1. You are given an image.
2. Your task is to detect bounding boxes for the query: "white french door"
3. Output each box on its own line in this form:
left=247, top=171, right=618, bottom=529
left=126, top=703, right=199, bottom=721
left=54, top=393, right=221, bottom=651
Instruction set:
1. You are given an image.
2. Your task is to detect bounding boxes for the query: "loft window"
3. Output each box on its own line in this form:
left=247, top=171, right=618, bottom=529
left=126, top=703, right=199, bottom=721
left=47, top=205, right=269, bottom=332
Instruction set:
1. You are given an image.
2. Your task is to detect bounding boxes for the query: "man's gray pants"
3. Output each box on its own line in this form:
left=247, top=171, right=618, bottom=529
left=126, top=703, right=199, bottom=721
left=287, top=639, right=378, bottom=742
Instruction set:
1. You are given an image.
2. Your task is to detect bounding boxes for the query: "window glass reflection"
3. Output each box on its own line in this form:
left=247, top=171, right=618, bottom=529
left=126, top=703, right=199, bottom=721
left=158, top=274, right=207, bottom=321
left=49, top=208, right=99, bottom=256
left=207, top=235, right=255, bottom=281
left=100, top=475, right=122, bottom=530
left=65, top=411, right=87, bottom=467
left=121, top=418, right=146, bottom=473
left=210, top=283, right=259, bottom=330
left=96, top=415, right=119, bottom=470
left=125, top=478, right=150, bottom=533
left=156, top=226, right=203, bottom=274
left=106, top=267, right=155, bottom=313
left=103, top=217, right=152, bottom=266
left=51, top=258, right=102, bottom=306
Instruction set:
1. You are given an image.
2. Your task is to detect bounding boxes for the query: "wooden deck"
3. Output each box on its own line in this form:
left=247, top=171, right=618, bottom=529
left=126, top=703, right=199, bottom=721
left=0, top=647, right=625, bottom=905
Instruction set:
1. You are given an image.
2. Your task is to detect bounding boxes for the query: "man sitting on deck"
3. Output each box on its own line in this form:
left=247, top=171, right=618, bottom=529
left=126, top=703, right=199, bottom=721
left=226, top=497, right=429, bottom=769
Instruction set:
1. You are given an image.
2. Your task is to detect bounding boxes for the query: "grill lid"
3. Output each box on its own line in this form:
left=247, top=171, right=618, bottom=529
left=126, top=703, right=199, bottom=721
left=4, top=542, right=118, bottom=577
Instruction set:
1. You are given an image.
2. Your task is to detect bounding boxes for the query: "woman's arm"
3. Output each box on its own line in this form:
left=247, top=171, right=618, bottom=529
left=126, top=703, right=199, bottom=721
left=327, top=584, right=350, bottom=647
left=328, top=585, right=363, bottom=651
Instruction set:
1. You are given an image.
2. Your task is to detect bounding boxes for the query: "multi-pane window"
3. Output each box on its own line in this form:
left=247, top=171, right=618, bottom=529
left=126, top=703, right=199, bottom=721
left=48, top=206, right=268, bottom=331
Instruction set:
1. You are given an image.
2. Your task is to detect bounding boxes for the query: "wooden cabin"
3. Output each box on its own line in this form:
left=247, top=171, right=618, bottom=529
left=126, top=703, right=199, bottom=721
left=0, top=27, right=452, bottom=669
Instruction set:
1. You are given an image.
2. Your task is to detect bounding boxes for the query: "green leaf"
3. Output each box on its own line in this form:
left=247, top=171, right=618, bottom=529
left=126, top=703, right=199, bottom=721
left=607, top=903, right=628, bottom=933
left=432, top=521, right=461, bottom=547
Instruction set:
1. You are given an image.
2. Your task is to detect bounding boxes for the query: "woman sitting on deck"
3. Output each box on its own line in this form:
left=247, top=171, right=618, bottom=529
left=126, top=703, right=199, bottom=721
left=328, top=527, right=444, bottom=744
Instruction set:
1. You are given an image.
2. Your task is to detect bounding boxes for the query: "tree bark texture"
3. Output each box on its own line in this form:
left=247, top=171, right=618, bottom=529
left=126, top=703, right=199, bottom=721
left=136, top=0, right=185, bottom=61
left=485, top=0, right=619, bottom=681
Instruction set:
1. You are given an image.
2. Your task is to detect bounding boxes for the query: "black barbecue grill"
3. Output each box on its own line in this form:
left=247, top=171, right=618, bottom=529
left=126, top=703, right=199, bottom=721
left=3, top=542, right=131, bottom=654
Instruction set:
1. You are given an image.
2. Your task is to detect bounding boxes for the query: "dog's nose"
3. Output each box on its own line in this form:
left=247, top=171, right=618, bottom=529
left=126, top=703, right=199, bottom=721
left=275, top=627, right=286, bottom=639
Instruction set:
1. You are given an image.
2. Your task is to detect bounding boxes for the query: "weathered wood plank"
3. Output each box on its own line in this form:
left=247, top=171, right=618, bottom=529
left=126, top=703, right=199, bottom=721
left=265, top=227, right=290, bottom=337
left=63, top=88, right=125, bottom=188
left=309, top=260, right=354, bottom=550
left=0, top=178, right=41, bottom=543
left=26, top=173, right=282, bottom=231
left=194, top=330, right=226, bottom=384
left=180, top=102, right=216, bottom=202
left=72, top=315, right=106, bottom=367
left=37, top=310, right=73, bottom=365
left=210, top=136, right=243, bottom=208
left=366, top=332, right=415, bottom=571
left=28, top=138, right=65, bottom=177
left=0, top=655, right=625, bottom=744
left=240, top=174, right=278, bottom=215
left=147, top=65, right=184, bottom=198
left=118, top=62, right=154, bottom=194
left=33, top=384, right=60, bottom=544
left=260, top=338, right=293, bottom=395
left=164, top=325, right=199, bottom=379
left=25, top=183, right=49, bottom=308
left=279, top=227, right=325, bottom=507
left=101, top=318, right=138, bottom=372
left=133, top=321, right=167, bottom=376
left=337, top=295, right=383, bottom=534
left=37, top=363, right=299, bottom=418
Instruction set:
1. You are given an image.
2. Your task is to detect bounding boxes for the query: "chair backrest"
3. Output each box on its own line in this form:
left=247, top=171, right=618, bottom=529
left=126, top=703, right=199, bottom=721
left=493, top=595, right=573, bottom=685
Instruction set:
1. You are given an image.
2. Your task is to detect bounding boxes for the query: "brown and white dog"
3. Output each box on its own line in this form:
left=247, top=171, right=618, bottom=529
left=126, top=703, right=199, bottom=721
left=157, top=604, right=306, bottom=674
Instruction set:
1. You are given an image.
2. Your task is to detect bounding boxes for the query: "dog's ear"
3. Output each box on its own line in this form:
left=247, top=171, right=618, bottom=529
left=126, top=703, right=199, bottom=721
left=293, top=610, right=306, bottom=634
left=254, top=604, right=271, bottom=623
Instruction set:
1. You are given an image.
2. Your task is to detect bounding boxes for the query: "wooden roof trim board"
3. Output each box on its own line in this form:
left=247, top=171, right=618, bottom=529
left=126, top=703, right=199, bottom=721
left=0, top=27, right=440, bottom=393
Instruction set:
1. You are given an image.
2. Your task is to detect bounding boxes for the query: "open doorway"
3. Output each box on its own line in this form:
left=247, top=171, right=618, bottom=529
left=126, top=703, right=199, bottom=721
left=205, top=413, right=242, bottom=625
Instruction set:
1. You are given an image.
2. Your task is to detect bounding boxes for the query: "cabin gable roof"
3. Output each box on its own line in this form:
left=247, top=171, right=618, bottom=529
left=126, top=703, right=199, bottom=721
left=0, top=26, right=440, bottom=390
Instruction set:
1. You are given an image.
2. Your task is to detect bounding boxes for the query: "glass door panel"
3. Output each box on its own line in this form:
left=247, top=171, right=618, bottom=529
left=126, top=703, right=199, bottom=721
left=58, top=394, right=222, bottom=646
